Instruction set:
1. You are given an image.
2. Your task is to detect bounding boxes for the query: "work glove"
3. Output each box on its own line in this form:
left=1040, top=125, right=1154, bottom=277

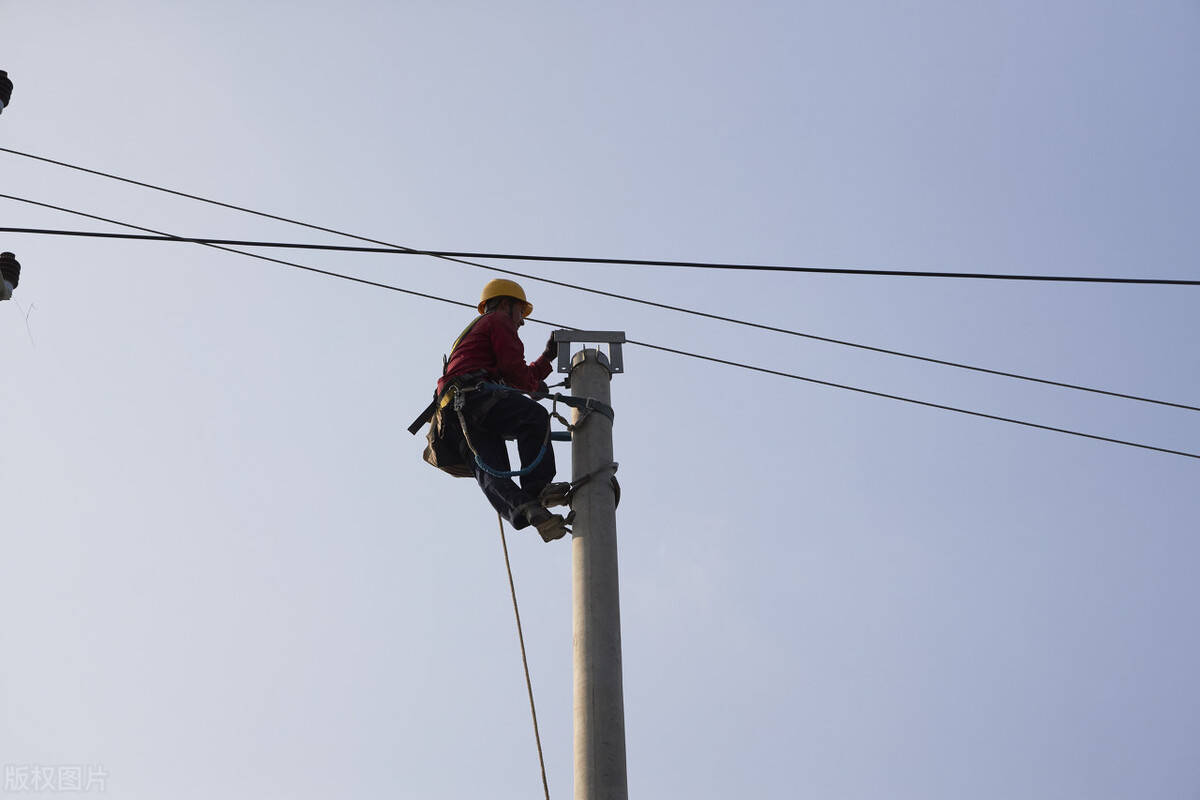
left=542, top=335, right=557, bottom=362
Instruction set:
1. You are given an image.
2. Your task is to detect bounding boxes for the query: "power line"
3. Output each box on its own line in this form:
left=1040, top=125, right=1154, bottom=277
left=0, top=226, right=409, bottom=252
left=0, top=196, right=1195, bottom=462
left=626, top=339, right=1200, bottom=460
left=1, top=209, right=1197, bottom=285
left=1, top=198, right=483, bottom=311
left=7, top=152, right=1199, bottom=420
left=287, top=251, right=1200, bottom=285
left=2, top=217, right=1197, bottom=413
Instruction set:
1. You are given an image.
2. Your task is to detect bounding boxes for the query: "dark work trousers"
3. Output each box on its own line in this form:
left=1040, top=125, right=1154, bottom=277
left=462, top=388, right=556, bottom=529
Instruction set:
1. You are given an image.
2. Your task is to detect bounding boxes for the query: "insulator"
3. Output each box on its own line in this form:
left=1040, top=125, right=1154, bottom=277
left=0, top=252, right=20, bottom=289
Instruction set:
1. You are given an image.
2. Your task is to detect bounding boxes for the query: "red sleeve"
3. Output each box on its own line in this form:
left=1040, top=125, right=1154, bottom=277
left=489, top=313, right=553, bottom=393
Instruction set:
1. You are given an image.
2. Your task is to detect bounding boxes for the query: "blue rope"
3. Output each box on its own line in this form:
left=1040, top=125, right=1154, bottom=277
left=463, top=382, right=551, bottom=478
left=475, top=439, right=548, bottom=478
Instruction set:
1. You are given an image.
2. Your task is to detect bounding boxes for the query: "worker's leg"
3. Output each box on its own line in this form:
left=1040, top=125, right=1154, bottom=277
left=509, top=398, right=556, bottom=499
left=469, top=430, right=535, bottom=527
left=465, top=391, right=556, bottom=529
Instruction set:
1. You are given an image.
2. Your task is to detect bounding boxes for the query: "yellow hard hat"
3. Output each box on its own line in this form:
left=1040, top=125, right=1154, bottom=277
left=478, top=278, right=532, bottom=317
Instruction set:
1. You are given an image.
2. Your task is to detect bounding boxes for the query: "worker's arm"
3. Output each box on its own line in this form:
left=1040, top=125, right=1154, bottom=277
left=489, top=314, right=552, bottom=393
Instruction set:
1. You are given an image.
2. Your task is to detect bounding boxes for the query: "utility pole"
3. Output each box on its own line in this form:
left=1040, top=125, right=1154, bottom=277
left=555, top=332, right=628, bottom=800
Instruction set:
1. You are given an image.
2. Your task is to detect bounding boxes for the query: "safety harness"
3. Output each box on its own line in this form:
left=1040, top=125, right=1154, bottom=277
left=406, top=315, right=485, bottom=437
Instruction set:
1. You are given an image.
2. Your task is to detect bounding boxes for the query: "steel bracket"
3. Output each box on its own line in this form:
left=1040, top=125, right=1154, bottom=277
left=552, top=330, right=626, bottom=374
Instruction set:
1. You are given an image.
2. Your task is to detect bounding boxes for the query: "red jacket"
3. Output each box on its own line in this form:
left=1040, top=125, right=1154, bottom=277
left=437, top=311, right=552, bottom=396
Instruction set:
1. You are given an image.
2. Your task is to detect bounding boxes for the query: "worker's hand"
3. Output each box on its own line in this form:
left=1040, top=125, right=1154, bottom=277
left=542, top=335, right=557, bottom=362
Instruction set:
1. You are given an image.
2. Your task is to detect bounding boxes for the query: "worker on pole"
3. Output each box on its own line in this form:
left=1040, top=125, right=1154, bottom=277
left=419, top=279, right=571, bottom=541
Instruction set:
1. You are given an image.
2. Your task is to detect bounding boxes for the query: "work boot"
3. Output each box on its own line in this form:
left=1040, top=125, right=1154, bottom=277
left=519, top=502, right=569, bottom=542
left=534, top=513, right=570, bottom=542
left=538, top=482, right=572, bottom=508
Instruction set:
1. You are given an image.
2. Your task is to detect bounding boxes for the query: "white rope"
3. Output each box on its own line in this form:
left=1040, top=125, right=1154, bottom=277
left=497, top=512, right=551, bottom=800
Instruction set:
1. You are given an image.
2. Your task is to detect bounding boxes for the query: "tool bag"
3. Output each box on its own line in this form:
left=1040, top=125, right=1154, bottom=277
left=422, top=404, right=473, bottom=478
left=410, top=315, right=488, bottom=479
left=417, top=371, right=499, bottom=478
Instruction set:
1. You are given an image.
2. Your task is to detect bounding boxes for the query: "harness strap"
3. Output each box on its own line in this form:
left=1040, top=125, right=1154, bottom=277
left=480, top=382, right=615, bottom=424
left=409, top=376, right=614, bottom=436
left=407, top=397, right=440, bottom=435
left=443, top=315, right=484, bottom=377
left=565, top=462, right=621, bottom=508
left=409, top=315, right=486, bottom=434
left=406, top=368, right=491, bottom=435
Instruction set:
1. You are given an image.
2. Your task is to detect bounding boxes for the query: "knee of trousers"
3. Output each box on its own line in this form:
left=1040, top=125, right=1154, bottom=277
left=515, top=400, right=549, bottom=429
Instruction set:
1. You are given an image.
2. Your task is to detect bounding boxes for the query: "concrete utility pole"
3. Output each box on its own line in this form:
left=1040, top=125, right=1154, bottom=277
left=558, top=334, right=628, bottom=800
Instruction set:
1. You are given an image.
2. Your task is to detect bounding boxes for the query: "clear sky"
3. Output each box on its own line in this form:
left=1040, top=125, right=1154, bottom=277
left=2, top=2, right=1198, bottom=798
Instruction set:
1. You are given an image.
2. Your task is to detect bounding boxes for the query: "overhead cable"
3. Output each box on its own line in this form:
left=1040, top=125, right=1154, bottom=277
left=0, top=196, right=1194, bottom=462
left=625, top=339, right=1200, bottom=460
left=2, top=219, right=1195, bottom=413
left=0, top=209, right=1195, bottom=285
left=6, top=151, right=1198, bottom=418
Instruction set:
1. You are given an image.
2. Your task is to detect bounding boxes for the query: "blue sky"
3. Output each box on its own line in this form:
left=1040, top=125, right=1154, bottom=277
left=2, top=2, right=1198, bottom=798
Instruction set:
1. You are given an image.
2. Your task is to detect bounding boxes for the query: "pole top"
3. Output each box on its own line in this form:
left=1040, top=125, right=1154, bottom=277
left=553, top=330, right=626, bottom=375
left=571, top=348, right=611, bottom=373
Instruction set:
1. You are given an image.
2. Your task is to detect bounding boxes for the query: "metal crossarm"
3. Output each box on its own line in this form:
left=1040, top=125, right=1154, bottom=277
left=552, top=330, right=626, bottom=374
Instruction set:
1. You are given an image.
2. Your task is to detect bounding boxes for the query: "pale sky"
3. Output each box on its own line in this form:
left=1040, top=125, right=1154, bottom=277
left=2, top=2, right=1198, bottom=798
